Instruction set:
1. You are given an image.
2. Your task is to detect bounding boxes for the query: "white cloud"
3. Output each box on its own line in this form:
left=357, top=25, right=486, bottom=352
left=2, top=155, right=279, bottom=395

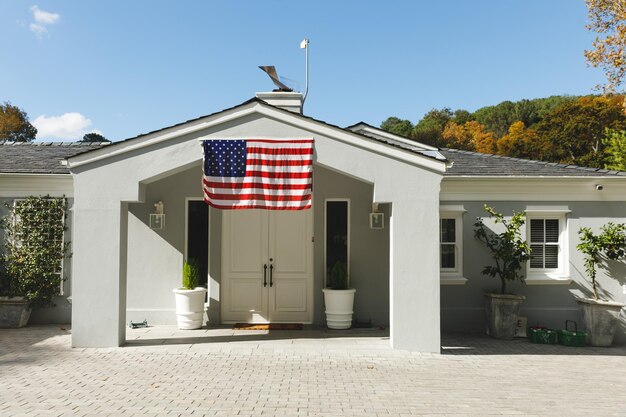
left=29, top=5, right=60, bottom=38
left=31, top=5, right=59, bottom=24
left=33, top=113, right=98, bottom=140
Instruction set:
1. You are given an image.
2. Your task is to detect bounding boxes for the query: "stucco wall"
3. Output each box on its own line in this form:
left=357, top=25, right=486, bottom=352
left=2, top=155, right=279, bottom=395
left=313, top=165, right=390, bottom=326
left=126, top=164, right=204, bottom=324
left=70, top=104, right=443, bottom=351
left=440, top=201, right=626, bottom=343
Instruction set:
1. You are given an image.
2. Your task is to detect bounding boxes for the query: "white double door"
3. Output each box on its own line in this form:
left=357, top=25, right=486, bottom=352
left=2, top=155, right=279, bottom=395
left=222, top=209, right=313, bottom=323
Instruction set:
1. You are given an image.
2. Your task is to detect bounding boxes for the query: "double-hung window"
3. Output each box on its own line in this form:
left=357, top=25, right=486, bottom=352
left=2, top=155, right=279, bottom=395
left=439, top=206, right=466, bottom=285
left=525, top=206, right=571, bottom=284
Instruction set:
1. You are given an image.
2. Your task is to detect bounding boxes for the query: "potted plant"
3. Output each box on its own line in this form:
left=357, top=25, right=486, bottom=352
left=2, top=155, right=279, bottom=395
left=322, top=260, right=356, bottom=329
left=0, top=197, right=69, bottom=328
left=172, top=259, right=207, bottom=330
left=576, top=223, right=626, bottom=347
left=474, top=205, right=532, bottom=339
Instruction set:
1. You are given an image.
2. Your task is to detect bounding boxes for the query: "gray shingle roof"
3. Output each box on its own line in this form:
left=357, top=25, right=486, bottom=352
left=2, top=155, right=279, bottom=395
left=0, top=142, right=109, bottom=174
left=440, top=148, right=626, bottom=177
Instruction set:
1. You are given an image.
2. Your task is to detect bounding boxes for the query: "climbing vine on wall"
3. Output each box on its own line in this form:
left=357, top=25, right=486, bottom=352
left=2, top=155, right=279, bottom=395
left=0, top=196, right=70, bottom=308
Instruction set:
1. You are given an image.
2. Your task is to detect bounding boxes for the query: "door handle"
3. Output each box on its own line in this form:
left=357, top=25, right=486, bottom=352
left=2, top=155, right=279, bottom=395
left=269, top=263, right=274, bottom=287
left=263, top=264, right=267, bottom=287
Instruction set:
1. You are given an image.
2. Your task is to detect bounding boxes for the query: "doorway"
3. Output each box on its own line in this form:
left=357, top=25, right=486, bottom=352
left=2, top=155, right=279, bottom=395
left=221, top=209, right=313, bottom=323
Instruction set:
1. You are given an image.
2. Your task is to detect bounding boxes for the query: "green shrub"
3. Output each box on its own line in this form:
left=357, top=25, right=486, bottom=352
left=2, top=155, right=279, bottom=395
left=329, top=260, right=348, bottom=290
left=182, top=259, right=200, bottom=289
left=0, top=196, right=69, bottom=308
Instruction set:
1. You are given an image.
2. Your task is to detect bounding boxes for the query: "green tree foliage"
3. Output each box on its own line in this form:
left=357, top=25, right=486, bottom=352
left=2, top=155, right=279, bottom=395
left=379, top=117, right=413, bottom=138
left=603, top=128, right=626, bottom=170
left=411, top=108, right=453, bottom=147
left=0, top=197, right=69, bottom=308
left=80, top=132, right=110, bottom=143
left=474, top=205, right=532, bottom=295
left=577, top=222, right=626, bottom=300
left=535, top=95, right=626, bottom=168
left=182, top=259, right=200, bottom=289
left=0, top=102, right=37, bottom=142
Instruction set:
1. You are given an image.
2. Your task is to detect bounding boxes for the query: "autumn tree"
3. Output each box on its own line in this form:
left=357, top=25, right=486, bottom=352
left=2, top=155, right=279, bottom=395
left=584, top=0, right=626, bottom=92
left=496, top=121, right=548, bottom=160
left=603, top=128, right=626, bottom=170
left=80, top=132, right=110, bottom=143
left=535, top=95, right=626, bottom=168
left=442, top=120, right=497, bottom=153
left=380, top=117, right=413, bottom=138
left=0, top=102, right=37, bottom=142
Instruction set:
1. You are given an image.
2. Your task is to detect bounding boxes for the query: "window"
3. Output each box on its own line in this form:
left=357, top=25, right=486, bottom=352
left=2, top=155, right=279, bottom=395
left=529, top=219, right=559, bottom=269
left=325, top=199, right=349, bottom=288
left=440, top=218, right=457, bottom=270
left=439, top=206, right=466, bottom=285
left=525, top=206, right=571, bottom=284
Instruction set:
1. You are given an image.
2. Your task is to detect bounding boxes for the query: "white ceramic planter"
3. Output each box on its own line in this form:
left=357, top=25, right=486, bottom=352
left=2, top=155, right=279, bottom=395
left=322, top=288, right=356, bottom=329
left=173, top=287, right=207, bottom=330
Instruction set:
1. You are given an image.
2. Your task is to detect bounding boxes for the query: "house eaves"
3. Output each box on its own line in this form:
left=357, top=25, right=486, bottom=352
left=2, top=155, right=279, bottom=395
left=67, top=98, right=447, bottom=174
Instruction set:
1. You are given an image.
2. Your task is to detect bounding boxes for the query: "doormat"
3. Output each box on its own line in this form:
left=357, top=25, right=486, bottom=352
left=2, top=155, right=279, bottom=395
left=233, top=323, right=303, bottom=330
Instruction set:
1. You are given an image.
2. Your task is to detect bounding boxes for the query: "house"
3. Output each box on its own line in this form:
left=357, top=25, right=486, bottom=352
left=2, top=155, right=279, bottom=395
left=2, top=91, right=625, bottom=352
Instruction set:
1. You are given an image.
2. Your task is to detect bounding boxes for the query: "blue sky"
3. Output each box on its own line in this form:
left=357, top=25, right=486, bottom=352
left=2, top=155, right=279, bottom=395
left=0, top=1, right=604, bottom=142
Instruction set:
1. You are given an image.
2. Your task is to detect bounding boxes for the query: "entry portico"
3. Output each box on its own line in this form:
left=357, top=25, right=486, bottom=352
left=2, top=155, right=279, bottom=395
left=67, top=93, right=445, bottom=352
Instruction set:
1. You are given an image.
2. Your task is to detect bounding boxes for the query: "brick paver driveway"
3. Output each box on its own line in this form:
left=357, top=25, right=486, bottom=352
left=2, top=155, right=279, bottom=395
left=1, top=325, right=625, bottom=416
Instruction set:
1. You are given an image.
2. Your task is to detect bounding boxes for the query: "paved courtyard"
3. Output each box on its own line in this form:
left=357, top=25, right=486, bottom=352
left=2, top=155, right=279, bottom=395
left=1, top=325, right=626, bottom=417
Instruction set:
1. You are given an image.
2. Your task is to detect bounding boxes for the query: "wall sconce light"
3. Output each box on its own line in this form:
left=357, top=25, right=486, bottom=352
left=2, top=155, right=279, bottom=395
left=149, top=200, right=165, bottom=229
left=370, top=203, right=384, bottom=229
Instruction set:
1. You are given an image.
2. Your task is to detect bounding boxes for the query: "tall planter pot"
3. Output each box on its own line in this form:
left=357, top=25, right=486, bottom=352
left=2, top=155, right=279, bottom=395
left=322, top=288, right=356, bottom=329
left=173, top=287, right=207, bottom=330
left=577, top=298, right=625, bottom=347
left=484, top=293, right=525, bottom=340
left=0, top=297, right=31, bottom=328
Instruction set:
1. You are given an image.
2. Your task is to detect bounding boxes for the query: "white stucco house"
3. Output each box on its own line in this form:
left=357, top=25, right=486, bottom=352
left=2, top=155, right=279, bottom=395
left=2, top=91, right=626, bottom=352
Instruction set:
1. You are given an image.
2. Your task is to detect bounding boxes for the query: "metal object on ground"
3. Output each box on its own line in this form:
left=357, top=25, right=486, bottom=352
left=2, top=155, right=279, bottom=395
left=129, top=319, right=148, bottom=329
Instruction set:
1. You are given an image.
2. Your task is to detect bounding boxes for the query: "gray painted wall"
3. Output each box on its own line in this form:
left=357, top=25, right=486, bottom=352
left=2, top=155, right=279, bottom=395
left=440, top=201, right=626, bottom=343
left=124, top=163, right=390, bottom=328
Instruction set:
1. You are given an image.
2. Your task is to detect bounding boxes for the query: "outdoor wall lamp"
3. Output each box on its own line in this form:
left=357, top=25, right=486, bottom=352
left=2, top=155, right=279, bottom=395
left=370, top=202, right=384, bottom=229
left=149, top=200, right=165, bottom=229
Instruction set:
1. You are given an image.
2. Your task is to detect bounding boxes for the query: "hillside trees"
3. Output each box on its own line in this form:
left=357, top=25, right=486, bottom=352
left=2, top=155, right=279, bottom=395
left=380, top=94, right=626, bottom=169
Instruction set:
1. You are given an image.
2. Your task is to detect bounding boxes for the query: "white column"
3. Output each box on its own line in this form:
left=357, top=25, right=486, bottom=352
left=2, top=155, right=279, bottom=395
left=71, top=203, right=128, bottom=347
left=389, top=200, right=441, bottom=353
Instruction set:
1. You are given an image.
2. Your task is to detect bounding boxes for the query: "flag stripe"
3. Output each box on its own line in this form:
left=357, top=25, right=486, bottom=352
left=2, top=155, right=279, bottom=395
left=203, top=179, right=312, bottom=190
left=205, top=191, right=311, bottom=201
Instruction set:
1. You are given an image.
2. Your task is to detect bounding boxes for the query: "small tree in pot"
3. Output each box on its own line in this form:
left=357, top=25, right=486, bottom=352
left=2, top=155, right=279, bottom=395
left=322, top=260, right=356, bottom=329
left=576, top=223, right=626, bottom=346
left=173, top=259, right=207, bottom=330
left=474, top=205, right=532, bottom=339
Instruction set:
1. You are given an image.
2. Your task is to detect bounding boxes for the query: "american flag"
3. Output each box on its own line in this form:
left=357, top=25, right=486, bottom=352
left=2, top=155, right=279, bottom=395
left=202, top=139, right=313, bottom=210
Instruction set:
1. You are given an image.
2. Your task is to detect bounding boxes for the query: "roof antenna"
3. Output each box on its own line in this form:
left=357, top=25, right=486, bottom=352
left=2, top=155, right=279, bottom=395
left=300, top=38, right=309, bottom=114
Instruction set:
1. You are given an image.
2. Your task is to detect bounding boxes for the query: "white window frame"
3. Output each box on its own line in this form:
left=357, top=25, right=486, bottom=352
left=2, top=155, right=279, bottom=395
left=524, top=206, right=571, bottom=285
left=439, top=205, right=467, bottom=285
left=324, top=198, right=350, bottom=288
left=12, top=198, right=66, bottom=295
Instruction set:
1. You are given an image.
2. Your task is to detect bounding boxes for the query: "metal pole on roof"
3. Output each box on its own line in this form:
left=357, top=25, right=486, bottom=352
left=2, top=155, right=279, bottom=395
left=300, top=38, right=309, bottom=114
